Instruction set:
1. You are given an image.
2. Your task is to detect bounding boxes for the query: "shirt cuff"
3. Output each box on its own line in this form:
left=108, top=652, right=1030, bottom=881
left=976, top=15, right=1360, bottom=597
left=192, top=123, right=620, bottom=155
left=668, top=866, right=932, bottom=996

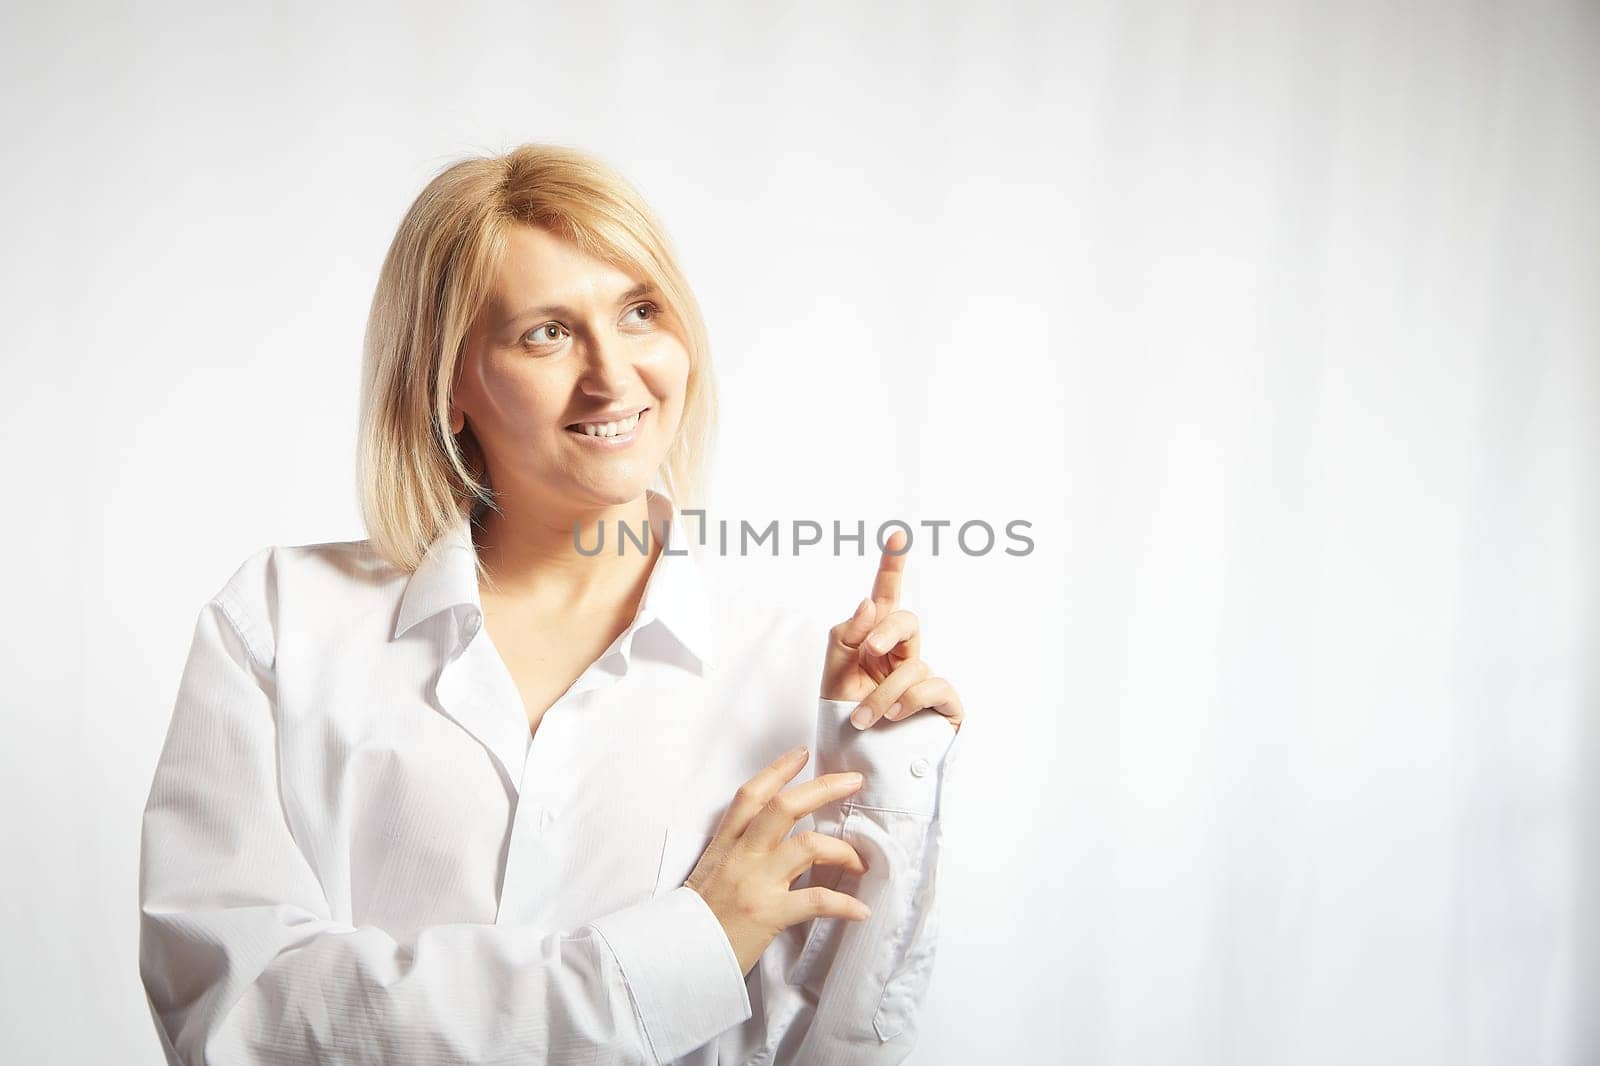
left=817, top=697, right=962, bottom=817
left=586, top=884, right=753, bottom=1063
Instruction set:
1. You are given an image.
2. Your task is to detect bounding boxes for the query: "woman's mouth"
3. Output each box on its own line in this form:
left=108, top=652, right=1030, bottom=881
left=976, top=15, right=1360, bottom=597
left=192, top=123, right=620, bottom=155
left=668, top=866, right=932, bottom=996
left=564, top=407, right=648, bottom=448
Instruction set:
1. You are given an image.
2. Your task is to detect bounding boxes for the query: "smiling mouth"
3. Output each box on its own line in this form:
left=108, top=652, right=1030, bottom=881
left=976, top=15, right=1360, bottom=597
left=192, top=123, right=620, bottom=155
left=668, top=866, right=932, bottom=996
left=565, top=408, right=648, bottom=438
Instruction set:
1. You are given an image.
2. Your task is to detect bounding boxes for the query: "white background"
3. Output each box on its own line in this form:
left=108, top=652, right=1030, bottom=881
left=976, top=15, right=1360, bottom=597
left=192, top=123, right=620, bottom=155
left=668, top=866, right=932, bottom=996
left=2, top=1, right=1595, bottom=1063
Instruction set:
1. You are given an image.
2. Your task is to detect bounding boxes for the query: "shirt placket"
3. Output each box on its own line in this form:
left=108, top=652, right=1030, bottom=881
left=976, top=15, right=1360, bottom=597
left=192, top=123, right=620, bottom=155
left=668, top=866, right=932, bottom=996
left=492, top=622, right=641, bottom=928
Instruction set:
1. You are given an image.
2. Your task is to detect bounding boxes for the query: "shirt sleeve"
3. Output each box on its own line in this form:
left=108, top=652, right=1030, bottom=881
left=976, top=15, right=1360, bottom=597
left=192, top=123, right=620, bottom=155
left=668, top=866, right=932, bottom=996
left=747, top=691, right=962, bottom=1065
left=139, top=597, right=752, bottom=1066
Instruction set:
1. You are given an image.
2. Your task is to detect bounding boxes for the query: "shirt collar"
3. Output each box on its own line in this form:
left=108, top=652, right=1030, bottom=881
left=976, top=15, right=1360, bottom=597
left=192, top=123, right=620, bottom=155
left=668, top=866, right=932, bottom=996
left=392, top=488, right=716, bottom=668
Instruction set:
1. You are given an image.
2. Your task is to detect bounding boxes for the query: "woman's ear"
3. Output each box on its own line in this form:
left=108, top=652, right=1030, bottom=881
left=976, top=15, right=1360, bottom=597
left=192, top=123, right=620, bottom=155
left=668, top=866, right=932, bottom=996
left=449, top=407, right=464, bottom=435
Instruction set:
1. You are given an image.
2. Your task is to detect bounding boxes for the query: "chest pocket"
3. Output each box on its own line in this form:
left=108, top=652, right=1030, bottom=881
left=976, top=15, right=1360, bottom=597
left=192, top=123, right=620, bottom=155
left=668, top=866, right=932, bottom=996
left=497, top=811, right=671, bottom=930
left=654, top=823, right=717, bottom=897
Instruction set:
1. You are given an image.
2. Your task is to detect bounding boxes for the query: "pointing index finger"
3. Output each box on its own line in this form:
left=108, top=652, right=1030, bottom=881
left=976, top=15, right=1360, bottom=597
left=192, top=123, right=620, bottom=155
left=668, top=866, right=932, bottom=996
left=871, top=528, right=909, bottom=612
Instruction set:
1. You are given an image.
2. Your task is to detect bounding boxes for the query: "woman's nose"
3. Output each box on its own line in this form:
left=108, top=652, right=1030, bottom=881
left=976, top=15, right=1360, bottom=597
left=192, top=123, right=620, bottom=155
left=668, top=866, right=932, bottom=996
left=576, top=332, right=635, bottom=394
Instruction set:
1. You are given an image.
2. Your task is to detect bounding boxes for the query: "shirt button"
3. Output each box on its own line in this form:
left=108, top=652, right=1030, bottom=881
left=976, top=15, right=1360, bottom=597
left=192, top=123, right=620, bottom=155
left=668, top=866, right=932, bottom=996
left=910, top=757, right=930, bottom=778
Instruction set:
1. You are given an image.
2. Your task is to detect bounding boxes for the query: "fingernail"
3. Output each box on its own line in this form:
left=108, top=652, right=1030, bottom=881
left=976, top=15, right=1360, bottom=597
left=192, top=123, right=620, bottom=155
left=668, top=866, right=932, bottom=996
left=850, top=705, right=871, bottom=728
left=843, top=772, right=863, bottom=787
left=857, top=903, right=872, bottom=919
left=885, top=702, right=902, bottom=721
left=788, top=745, right=808, bottom=761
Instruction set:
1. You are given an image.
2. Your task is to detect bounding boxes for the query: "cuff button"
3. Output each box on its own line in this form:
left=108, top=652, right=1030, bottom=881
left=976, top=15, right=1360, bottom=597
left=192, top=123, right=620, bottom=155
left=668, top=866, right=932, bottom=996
left=909, top=757, right=930, bottom=778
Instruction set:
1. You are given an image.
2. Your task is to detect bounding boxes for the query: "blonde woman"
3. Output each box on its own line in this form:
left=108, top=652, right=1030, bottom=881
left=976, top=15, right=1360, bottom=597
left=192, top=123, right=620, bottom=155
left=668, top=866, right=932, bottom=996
left=139, top=143, right=966, bottom=1065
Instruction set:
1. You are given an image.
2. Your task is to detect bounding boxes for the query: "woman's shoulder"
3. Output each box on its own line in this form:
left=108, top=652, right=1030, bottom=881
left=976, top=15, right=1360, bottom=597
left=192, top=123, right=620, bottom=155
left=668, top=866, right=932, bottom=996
left=693, top=559, right=834, bottom=667
left=202, top=535, right=408, bottom=668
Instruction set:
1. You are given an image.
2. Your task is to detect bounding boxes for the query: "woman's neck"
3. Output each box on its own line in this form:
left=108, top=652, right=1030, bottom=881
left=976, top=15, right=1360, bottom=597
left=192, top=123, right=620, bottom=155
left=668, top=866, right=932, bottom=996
left=472, top=491, right=664, bottom=613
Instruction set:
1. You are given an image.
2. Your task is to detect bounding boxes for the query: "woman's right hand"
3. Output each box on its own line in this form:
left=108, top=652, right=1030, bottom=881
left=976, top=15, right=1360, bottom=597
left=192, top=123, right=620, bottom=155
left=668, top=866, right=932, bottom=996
left=683, top=746, right=871, bottom=976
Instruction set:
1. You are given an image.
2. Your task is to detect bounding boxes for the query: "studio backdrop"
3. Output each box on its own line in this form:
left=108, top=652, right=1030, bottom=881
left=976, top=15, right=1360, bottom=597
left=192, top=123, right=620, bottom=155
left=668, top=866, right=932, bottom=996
left=0, top=1, right=1594, bottom=1063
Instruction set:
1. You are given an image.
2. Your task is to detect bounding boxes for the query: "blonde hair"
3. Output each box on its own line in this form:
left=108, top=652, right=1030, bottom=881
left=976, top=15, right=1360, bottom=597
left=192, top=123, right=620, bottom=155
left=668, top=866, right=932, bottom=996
left=356, top=143, right=717, bottom=579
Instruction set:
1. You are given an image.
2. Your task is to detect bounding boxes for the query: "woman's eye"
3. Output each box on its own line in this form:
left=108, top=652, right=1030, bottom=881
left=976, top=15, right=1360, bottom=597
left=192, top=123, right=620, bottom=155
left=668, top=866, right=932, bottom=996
left=523, top=304, right=659, bottom=347
left=524, top=323, right=566, bottom=346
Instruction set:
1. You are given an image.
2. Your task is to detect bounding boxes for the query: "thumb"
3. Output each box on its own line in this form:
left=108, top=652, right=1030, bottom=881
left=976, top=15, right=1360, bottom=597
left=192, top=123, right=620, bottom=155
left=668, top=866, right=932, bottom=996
left=837, top=596, right=876, bottom=649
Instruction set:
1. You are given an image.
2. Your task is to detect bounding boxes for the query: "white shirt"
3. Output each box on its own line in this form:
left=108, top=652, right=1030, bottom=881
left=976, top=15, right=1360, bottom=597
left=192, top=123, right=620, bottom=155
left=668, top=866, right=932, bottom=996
left=139, top=489, right=962, bottom=1065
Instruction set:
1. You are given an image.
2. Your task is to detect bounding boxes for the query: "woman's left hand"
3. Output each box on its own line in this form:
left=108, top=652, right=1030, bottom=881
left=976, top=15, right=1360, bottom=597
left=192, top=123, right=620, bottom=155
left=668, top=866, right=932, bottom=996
left=820, top=529, right=964, bottom=733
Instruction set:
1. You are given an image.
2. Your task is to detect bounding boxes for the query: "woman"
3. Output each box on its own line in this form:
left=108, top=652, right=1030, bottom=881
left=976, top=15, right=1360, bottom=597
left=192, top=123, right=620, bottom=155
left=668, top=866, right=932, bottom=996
left=139, top=143, right=966, bottom=1065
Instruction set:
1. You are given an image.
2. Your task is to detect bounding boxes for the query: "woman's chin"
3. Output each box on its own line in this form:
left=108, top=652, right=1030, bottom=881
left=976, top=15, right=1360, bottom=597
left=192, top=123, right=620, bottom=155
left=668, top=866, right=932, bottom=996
left=559, top=467, right=657, bottom=507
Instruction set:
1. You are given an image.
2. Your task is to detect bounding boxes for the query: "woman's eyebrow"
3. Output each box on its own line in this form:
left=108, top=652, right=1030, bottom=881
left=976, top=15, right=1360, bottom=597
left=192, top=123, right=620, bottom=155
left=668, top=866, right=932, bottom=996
left=500, top=282, right=657, bottom=328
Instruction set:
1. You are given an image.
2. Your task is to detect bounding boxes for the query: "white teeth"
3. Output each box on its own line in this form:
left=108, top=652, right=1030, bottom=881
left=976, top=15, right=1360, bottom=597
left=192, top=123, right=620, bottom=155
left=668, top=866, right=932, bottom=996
left=575, top=411, right=642, bottom=437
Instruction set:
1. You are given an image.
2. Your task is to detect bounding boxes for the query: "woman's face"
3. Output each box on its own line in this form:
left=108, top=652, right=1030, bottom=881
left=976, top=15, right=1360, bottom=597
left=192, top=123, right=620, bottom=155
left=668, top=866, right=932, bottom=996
left=454, top=223, right=690, bottom=513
